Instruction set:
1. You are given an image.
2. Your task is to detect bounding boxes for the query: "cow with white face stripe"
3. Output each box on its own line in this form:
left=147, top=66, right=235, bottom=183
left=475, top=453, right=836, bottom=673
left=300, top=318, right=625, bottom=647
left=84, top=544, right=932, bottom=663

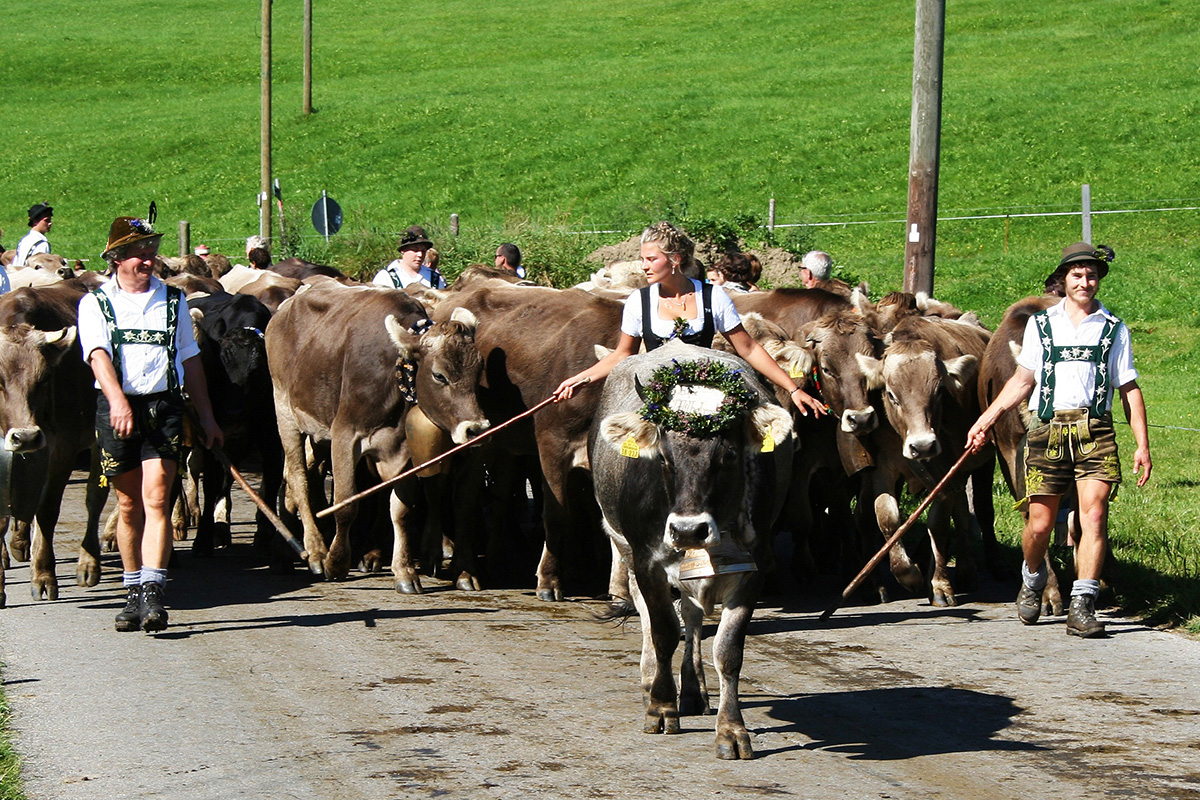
left=588, top=341, right=793, bottom=760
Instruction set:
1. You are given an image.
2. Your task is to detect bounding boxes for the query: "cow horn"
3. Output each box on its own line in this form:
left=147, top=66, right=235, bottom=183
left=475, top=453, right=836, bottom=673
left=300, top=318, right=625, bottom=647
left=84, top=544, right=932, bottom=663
left=634, top=374, right=649, bottom=402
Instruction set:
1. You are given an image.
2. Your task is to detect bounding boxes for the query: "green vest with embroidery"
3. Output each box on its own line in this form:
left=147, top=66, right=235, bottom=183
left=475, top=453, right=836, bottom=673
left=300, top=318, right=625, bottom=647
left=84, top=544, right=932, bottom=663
left=1032, top=309, right=1119, bottom=422
left=92, top=285, right=183, bottom=397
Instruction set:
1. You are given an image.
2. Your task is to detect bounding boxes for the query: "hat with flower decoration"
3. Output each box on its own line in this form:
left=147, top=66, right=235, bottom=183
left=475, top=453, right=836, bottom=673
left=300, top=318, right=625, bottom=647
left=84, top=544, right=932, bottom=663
left=103, top=216, right=163, bottom=258
left=1047, top=242, right=1114, bottom=284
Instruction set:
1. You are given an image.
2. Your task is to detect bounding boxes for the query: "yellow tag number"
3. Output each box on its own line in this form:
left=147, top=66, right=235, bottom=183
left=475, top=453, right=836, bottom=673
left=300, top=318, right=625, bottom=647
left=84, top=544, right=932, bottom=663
left=620, top=435, right=640, bottom=459
left=760, top=433, right=775, bottom=453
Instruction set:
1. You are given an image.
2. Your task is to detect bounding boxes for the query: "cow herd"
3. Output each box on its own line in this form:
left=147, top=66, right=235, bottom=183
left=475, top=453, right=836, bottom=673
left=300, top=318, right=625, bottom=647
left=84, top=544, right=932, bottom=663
left=0, top=252, right=1053, bottom=759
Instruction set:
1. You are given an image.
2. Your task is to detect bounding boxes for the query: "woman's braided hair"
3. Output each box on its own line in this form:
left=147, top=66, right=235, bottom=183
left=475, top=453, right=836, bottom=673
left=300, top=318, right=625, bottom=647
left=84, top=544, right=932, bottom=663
left=641, top=220, right=697, bottom=273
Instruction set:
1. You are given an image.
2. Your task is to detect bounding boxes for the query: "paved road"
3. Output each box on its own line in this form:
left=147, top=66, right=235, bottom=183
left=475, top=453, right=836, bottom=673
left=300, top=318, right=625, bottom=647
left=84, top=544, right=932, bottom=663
left=1, top=472, right=1198, bottom=800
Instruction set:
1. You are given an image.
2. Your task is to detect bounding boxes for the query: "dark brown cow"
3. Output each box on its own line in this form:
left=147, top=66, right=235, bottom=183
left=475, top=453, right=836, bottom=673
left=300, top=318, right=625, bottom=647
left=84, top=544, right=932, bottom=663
left=269, top=257, right=353, bottom=283
left=731, top=287, right=850, bottom=339
left=0, top=280, right=106, bottom=605
left=877, top=315, right=994, bottom=605
left=266, top=284, right=490, bottom=591
left=429, top=279, right=624, bottom=600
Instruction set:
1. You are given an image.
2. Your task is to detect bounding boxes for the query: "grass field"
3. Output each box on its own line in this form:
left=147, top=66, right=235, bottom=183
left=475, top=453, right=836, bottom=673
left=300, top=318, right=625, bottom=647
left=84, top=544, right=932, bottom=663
left=2, top=0, right=1197, bottom=631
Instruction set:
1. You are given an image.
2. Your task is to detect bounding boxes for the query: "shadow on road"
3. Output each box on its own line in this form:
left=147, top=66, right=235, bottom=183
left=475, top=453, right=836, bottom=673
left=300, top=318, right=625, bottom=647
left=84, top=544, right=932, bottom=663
left=747, top=685, right=1038, bottom=760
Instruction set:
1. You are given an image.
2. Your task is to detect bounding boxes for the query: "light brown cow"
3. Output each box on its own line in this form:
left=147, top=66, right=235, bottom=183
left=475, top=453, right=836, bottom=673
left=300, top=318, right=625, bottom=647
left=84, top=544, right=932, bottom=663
left=266, top=284, right=490, bottom=591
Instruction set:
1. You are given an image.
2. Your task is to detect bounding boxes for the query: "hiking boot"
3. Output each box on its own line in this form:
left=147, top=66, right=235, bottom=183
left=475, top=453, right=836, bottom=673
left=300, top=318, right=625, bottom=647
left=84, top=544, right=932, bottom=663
left=1066, top=594, right=1106, bottom=638
left=140, top=582, right=169, bottom=633
left=1016, top=583, right=1042, bottom=625
left=114, top=585, right=143, bottom=632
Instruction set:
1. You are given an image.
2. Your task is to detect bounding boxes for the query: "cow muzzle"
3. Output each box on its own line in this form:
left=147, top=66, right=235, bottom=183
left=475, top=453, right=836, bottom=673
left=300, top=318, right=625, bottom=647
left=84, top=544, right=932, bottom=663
left=664, top=512, right=719, bottom=550
left=452, top=419, right=491, bottom=446
left=4, top=427, right=46, bottom=454
left=903, top=432, right=941, bottom=460
left=841, top=407, right=878, bottom=434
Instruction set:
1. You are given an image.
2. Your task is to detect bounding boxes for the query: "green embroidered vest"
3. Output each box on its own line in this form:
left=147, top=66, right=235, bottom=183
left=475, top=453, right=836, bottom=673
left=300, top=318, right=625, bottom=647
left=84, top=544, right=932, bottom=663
left=1032, top=309, right=1119, bottom=422
left=92, top=285, right=183, bottom=397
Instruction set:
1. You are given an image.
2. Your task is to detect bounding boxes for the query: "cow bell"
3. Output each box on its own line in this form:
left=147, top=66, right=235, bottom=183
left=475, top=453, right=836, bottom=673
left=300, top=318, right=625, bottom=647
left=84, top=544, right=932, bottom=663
left=678, top=539, right=758, bottom=581
left=0, top=446, right=49, bottom=521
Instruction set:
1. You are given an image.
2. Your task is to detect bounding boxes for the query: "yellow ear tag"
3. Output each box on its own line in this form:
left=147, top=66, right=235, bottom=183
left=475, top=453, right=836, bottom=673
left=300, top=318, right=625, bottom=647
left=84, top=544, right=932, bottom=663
left=760, top=432, right=775, bottom=453
left=620, top=435, right=640, bottom=459
left=788, top=363, right=803, bottom=379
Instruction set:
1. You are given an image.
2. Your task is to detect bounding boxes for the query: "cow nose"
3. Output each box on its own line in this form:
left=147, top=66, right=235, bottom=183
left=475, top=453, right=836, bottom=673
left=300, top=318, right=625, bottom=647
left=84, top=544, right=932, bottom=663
left=452, top=419, right=491, bottom=445
left=904, top=433, right=941, bottom=460
left=5, top=427, right=46, bottom=453
left=841, top=407, right=878, bottom=434
left=664, top=512, right=718, bottom=550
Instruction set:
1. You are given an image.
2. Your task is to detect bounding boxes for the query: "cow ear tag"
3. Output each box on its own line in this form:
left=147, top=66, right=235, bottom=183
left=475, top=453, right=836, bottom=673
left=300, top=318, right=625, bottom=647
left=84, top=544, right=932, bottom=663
left=788, top=363, right=803, bottom=379
left=620, top=435, right=640, bottom=459
left=760, top=431, right=775, bottom=453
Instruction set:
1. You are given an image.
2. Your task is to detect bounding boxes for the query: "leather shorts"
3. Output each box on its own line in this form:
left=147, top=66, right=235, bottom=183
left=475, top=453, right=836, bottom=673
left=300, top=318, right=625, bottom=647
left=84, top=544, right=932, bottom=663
left=1023, top=408, right=1121, bottom=497
left=96, top=392, right=185, bottom=476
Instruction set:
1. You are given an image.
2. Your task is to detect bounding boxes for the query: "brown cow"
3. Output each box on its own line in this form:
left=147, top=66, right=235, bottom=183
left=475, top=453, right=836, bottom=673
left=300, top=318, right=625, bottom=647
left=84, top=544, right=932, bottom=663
left=429, top=279, right=624, bottom=600
left=269, top=257, right=353, bottom=283
left=266, top=284, right=490, bottom=591
left=877, top=315, right=995, bottom=605
left=0, top=280, right=107, bottom=605
left=731, top=287, right=850, bottom=339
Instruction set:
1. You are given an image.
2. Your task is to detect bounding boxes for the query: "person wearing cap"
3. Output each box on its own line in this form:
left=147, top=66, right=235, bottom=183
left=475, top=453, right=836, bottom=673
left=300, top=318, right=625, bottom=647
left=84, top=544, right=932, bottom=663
left=494, top=242, right=526, bottom=279
left=374, top=225, right=446, bottom=289
left=78, top=216, right=224, bottom=634
left=967, top=242, right=1151, bottom=639
left=13, top=203, right=54, bottom=268
left=194, top=244, right=211, bottom=260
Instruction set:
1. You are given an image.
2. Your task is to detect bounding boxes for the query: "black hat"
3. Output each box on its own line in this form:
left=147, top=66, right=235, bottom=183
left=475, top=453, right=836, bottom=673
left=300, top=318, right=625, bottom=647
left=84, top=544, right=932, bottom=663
left=1048, top=242, right=1114, bottom=283
left=28, top=203, right=53, bottom=226
left=397, top=225, right=433, bottom=251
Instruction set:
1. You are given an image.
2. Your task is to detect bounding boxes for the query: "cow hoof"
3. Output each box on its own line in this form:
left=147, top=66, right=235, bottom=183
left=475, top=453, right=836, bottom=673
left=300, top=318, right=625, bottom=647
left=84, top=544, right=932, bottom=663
left=931, top=591, right=957, bottom=608
left=307, top=560, right=325, bottom=576
left=30, top=578, right=58, bottom=601
left=359, top=549, right=385, bottom=573
left=394, top=577, right=424, bottom=595
left=1044, top=600, right=1062, bottom=617
left=172, top=524, right=189, bottom=542
left=76, top=561, right=101, bottom=588
left=455, top=573, right=482, bottom=592
left=678, top=692, right=711, bottom=717
left=644, top=708, right=680, bottom=735
left=716, top=728, right=754, bottom=760
left=536, top=588, right=563, bottom=602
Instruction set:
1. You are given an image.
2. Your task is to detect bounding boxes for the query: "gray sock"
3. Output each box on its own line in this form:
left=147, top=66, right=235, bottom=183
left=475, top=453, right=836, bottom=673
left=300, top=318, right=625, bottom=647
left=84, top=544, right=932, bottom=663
left=1071, top=578, right=1100, bottom=598
left=1021, top=561, right=1048, bottom=590
left=140, top=566, right=168, bottom=586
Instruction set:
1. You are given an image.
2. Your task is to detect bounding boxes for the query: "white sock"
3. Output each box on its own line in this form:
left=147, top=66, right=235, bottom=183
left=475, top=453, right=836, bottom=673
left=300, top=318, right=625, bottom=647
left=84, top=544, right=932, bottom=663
left=1071, top=579, right=1100, bottom=598
left=1021, top=561, right=1048, bottom=590
left=140, top=566, right=168, bottom=586
left=123, top=571, right=140, bottom=588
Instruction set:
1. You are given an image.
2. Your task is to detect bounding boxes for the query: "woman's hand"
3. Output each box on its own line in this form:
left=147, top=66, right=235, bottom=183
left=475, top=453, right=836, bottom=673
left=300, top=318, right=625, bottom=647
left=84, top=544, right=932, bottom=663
left=789, top=387, right=827, bottom=417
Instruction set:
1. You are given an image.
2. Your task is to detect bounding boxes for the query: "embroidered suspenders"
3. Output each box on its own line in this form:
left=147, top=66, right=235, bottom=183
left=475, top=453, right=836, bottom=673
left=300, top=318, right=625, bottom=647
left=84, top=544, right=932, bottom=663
left=1033, top=310, right=1119, bottom=422
left=93, top=285, right=183, bottom=396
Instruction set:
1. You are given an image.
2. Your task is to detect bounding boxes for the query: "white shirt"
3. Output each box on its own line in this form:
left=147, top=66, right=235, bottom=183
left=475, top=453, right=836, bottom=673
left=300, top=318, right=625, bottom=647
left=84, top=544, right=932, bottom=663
left=620, top=279, right=742, bottom=340
left=13, top=230, right=50, bottom=267
left=1016, top=298, right=1137, bottom=414
left=0, top=267, right=9, bottom=295
left=78, top=276, right=201, bottom=396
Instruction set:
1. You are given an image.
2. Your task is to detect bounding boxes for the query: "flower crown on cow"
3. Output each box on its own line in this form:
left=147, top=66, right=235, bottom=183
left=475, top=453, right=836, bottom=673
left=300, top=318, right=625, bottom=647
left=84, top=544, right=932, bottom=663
left=637, top=358, right=755, bottom=437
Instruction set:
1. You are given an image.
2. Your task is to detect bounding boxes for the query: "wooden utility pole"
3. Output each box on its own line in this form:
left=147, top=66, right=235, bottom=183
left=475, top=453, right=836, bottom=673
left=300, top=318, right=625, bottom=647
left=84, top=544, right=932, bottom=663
left=303, top=0, right=313, bottom=114
left=260, top=0, right=272, bottom=242
left=903, top=0, right=945, bottom=296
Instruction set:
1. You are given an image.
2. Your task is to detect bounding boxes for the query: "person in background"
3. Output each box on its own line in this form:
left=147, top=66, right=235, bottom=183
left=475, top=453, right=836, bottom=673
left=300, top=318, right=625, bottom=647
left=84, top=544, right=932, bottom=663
left=966, top=242, right=1151, bottom=639
left=247, top=247, right=271, bottom=270
left=799, top=250, right=832, bottom=289
left=77, top=216, right=223, bottom=634
left=706, top=252, right=756, bottom=293
left=495, top=243, right=526, bottom=279
left=374, top=225, right=447, bottom=289
left=194, top=244, right=211, bottom=261
left=553, top=220, right=825, bottom=417
left=13, top=203, right=54, bottom=267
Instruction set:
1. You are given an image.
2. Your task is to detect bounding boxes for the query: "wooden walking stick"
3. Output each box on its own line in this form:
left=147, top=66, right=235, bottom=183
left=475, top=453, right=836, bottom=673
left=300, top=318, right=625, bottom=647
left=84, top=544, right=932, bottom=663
left=820, top=447, right=975, bottom=621
left=315, top=378, right=591, bottom=519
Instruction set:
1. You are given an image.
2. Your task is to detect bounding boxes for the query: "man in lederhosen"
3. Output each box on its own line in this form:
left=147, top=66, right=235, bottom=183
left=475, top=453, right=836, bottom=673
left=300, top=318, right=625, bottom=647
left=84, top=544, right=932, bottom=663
left=968, top=242, right=1152, bottom=638
left=78, top=216, right=223, bottom=633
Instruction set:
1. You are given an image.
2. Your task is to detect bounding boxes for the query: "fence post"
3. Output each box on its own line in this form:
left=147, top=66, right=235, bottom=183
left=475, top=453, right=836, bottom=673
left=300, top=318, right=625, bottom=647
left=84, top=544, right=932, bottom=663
left=1081, top=184, right=1092, bottom=244
left=768, top=198, right=776, bottom=234
left=178, top=220, right=190, bottom=258
left=450, top=214, right=460, bottom=236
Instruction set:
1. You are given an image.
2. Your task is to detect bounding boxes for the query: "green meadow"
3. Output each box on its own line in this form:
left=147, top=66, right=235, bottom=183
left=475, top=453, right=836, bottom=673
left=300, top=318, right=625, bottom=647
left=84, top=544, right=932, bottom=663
left=3, top=0, right=1198, bottom=631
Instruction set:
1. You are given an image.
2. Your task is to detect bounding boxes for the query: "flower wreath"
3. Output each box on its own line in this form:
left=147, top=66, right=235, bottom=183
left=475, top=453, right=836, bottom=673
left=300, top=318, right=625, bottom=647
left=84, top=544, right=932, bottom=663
left=638, top=358, right=755, bottom=437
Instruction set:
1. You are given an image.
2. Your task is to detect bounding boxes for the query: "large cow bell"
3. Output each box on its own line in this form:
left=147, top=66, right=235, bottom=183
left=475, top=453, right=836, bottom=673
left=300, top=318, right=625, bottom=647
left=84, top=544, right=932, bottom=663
left=0, top=446, right=50, bottom=521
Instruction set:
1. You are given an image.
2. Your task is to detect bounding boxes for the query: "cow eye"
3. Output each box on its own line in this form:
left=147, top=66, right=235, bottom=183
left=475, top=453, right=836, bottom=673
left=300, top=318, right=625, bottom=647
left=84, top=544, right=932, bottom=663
left=886, top=389, right=899, bottom=406
left=432, top=372, right=449, bottom=385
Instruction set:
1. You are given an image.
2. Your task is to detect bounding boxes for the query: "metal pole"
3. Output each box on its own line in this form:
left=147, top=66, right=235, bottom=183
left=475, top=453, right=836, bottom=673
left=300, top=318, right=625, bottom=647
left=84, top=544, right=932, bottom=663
left=260, top=0, right=272, bottom=244
left=303, top=0, right=313, bottom=115
left=1081, top=184, right=1092, bottom=244
left=903, top=0, right=945, bottom=297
